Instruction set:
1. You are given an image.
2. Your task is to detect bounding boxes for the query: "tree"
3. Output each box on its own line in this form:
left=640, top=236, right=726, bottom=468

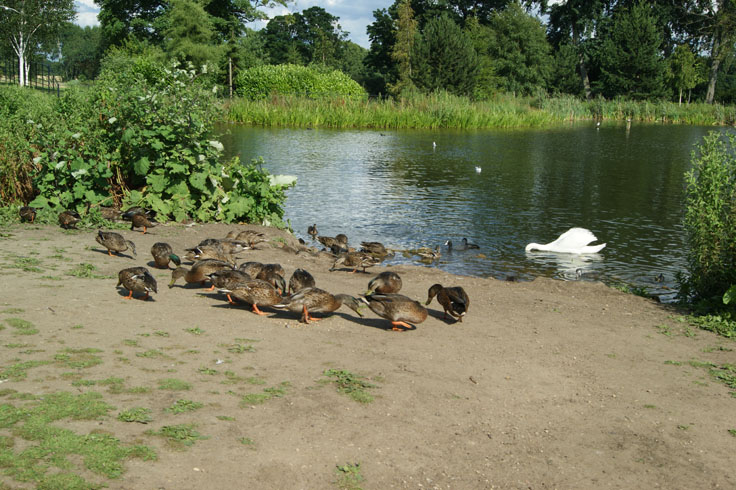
left=365, top=8, right=398, bottom=95
left=669, top=44, right=702, bottom=104
left=204, top=0, right=291, bottom=41
left=57, top=24, right=102, bottom=80
left=0, top=0, right=75, bottom=86
left=485, top=2, right=551, bottom=96
left=596, top=1, right=668, bottom=99
left=412, top=13, right=477, bottom=96
left=163, top=0, right=222, bottom=70
left=390, top=0, right=418, bottom=95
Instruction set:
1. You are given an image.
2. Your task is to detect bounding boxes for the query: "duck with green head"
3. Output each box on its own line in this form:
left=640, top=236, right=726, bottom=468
left=151, top=242, right=180, bottom=269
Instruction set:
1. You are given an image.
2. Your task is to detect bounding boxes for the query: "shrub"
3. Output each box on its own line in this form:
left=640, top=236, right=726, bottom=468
left=235, top=64, right=366, bottom=100
left=679, top=131, right=736, bottom=303
left=26, top=53, right=290, bottom=225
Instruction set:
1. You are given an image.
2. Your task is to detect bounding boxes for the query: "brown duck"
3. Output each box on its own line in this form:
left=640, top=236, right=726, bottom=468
left=366, top=271, right=402, bottom=294
left=169, top=259, right=233, bottom=287
left=288, top=268, right=316, bottom=294
left=219, top=279, right=283, bottom=315
left=151, top=242, right=180, bottom=269
left=130, top=212, right=155, bottom=234
left=117, top=266, right=157, bottom=300
left=361, top=293, right=428, bottom=331
left=273, top=288, right=363, bottom=323
left=96, top=230, right=136, bottom=257
left=426, top=284, right=470, bottom=322
left=58, top=210, right=81, bottom=229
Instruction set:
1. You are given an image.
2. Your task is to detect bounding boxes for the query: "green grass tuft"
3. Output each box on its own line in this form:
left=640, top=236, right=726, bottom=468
left=147, top=424, right=207, bottom=448
left=158, top=378, right=192, bottom=391
left=335, top=462, right=364, bottom=490
left=117, top=407, right=153, bottom=424
left=165, top=399, right=204, bottom=414
left=324, top=369, right=378, bottom=403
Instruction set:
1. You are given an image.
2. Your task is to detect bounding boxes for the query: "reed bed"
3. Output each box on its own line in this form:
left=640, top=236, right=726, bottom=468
left=226, top=92, right=736, bottom=129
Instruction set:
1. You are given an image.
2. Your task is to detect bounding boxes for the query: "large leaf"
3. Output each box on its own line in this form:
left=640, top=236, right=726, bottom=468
left=724, top=285, right=736, bottom=305
left=133, top=157, right=150, bottom=175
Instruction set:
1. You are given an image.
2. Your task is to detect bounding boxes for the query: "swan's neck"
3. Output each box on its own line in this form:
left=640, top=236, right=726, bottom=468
left=525, top=243, right=545, bottom=252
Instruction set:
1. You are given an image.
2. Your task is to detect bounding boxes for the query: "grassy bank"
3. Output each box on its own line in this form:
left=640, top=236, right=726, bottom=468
left=225, top=92, right=736, bottom=129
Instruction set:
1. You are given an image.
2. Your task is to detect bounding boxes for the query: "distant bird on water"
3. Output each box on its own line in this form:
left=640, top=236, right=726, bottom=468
left=475, top=166, right=482, bottom=173
left=525, top=227, right=606, bottom=254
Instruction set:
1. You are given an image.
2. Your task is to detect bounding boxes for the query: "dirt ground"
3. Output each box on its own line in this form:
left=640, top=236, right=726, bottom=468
left=0, top=222, right=734, bottom=489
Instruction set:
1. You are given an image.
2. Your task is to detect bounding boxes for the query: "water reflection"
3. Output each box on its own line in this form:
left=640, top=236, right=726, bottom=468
left=219, top=124, right=724, bottom=298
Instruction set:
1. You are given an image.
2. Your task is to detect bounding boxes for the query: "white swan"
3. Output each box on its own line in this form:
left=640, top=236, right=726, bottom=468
left=525, top=227, right=606, bottom=254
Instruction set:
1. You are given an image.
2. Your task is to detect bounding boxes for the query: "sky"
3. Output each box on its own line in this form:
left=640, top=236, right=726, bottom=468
left=73, top=0, right=395, bottom=48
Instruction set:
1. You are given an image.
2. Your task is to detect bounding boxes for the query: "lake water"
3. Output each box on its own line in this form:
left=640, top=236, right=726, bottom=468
left=219, top=123, right=725, bottom=300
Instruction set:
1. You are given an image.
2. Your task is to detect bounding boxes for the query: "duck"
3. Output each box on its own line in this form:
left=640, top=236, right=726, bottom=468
left=360, top=293, right=428, bottom=331
left=96, top=230, right=137, bottom=257
left=366, top=271, right=402, bottom=294
left=99, top=206, right=121, bottom=221
left=525, top=227, right=606, bottom=254
left=117, top=266, right=157, bottom=300
left=58, top=210, right=81, bottom=229
left=122, top=207, right=155, bottom=221
left=130, top=212, right=155, bottom=234
left=239, top=261, right=265, bottom=277
left=318, top=234, right=348, bottom=249
left=330, top=251, right=381, bottom=273
left=445, top=238, right=480, bottom=251
left=273, top=288, right=364, bottom=323
left=219, top=279, right=283, bottom=315
left=307, top=224, right=318, bottom=238
left=19, top=206, right=36, bottom=223
left=151, top=242, right=180, bottom=269
left=206, top=269, right=251, bottom=304
left=360, top=241, right=389, bottom=257
left=417, top=246, right=441, bottom=262
left=169, top=259, right=233, bottom=287
left=289, top=268, right=316, bottom=294
left=426, top=284, right=470, bottom=322
left=227, top=230, right=267, bottom=248
left=198, top=238, right=249, bottom=255
left=255, top=269, right=286, bottom=295
left=184, top=243, right=235, bottom=265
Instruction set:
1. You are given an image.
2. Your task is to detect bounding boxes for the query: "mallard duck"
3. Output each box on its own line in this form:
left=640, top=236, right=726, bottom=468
left=122, top=207, right=154, bottom=219
left=234, top=230, right=267, bottom=248
left=360, top=241, right=388, bottom=257
left=366, top=271, right=402, bottom=294
left=206, top=269, right=251, bottom=304
left=151, top=242, right=180, bottom=269
left=360, top=293, right=427, bottom=331
left=169, top=259, right=233, bottom=288
left=59, top=210, right=81, bottom=229
left=288, top=268, right=316, bottom=294
left=130, top=212, right=155, bottom=234
left=19, top=206, right=36, bottom=223
left=117, top=266, right=157, bottom=300
left=318, top=234, right=348, bottom=249
left=96, top=230, right=136, bottom=257
left=219, top=279, right=283, bottom=315
left=445, top=239, right=480, bottom=251
left=307, top=224, right=318, bottom=238
left=198, top=238, right=249, bottom=255
left=273, top=288, right=363, bottom=323
left=239, top=261, right=264, bottom=277
left=99, top=207, right=121, bottom=221
left=426, top=284, right=470, bottom=322
left=417, top=246, right=441, bottom=262
left=330, top=252, right=381, bottom=273
left=256, top=263, right=285, bottom=278
left=184, top=243, right=235, bottom=265
left=256, top=270, right=286, bottom=294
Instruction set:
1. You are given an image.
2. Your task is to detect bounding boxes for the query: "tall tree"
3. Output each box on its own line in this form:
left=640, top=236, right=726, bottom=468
left=364, top=8, right=398, bottom=95
left=163, top=0, right=222, bottom=69
left=390, top=0, right=417, bottom=95
left=669, top=44, right=702, bottom=104
left=596, top=1, right=668, bottom=99
left=412, top=13, right=478, bottom=96
left=58, top=23, right=103, bottom=80
left=204, top=0, right=291, bottom=41
left=486, top=2, right=552, bottom=96
left=0, top=0, right=75, bottom=86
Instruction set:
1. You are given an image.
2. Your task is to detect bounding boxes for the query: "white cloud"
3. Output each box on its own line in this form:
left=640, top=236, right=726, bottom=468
left=75, top=0, right=98, bottom=10
left=75, top=11, right=99, bottom=27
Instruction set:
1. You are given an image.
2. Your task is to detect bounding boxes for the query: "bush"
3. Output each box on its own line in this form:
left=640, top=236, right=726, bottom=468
left=679, top=131, right=736, bottom=302
left=26, top=53, right=291, bottom=225
left=235, top=64, right=366, bottom=100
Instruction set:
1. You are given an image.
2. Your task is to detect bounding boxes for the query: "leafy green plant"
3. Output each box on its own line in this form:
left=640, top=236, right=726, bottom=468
left=323, top=369, right=378, bottom=403
left=335, top=462, right=364, bottom=490
left=240, top=382, right=290, bottom=406
left=680, top=131, right=736, bottom=303
left=5, top=318, right=38, bottom=335
left=118, top=407, right=153, bottom=424
left=166, top=399, right=204, bottom=414
left=147, top=424, right=206, bottom=448
left=235, top=64, right=366, bottom=100
left=158, top=378, right=192, bottom=391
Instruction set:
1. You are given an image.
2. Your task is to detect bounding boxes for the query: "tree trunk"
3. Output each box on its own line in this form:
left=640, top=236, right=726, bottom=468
left=679, top=87, right=682, bottom=106
left=572, top=26, right=591, bottom=100
left=706, top=33, right=722, bottom=104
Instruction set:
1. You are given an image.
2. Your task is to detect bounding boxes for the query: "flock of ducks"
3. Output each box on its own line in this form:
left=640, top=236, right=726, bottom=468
left=85, top=214, right=471, bottom=331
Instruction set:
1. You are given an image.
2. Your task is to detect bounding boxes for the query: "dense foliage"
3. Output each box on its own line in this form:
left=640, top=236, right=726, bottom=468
left=680, top=131, right=736, bottom=303
left=235, top=64, right=366, bottom=100
left=4, top=52, right=290, bottom=225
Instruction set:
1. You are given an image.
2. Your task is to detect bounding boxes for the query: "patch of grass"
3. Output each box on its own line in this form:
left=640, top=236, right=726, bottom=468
left=677, top=424, right=690, bottom=430
left=656, top=324, right=673, bottom=337
left=0, top=391, right=156, bottom=486
left=122, top=339, right=138, bottom=347
left=54, top=348, right=104, bottom=369
left=323, top=369, right=378, bottom=403
left=158, top=378, right=192, bottom=391
left=184, top=327, right=204, bottom=335
left=688, top=360, right=736, bottom=393
left=643, top=404, right=657, bottom=409
left=166, top=399, right=204, bottom=414
left=239, top=437, right=256, bottom=448
left=240, top=382, right=290, bottom=406
left=221, top=371, right=266, bottom=385
left=1, top=308, right=24, bottom=314
left=225, top=343, right=256, bottom=354
left=216, top=415, right=235, bottom=421
left=728, top=429, right=736, bottom=437
left=5, top=318, right=38, bottom=335
left=688, top=314, right=736, bottom=338
left=71, top=324, right=84, bottom=330
left=703, top=345, right=733, bottom=353
left=335, top=462, right=364, bottom=490
left=118, top=407, right=153, bottom=424
left=9, top=256, right=42, bottom=272
left=0, top=360, right=51, bottom=381
left=664, top=360, right=682, bottom=366
left=153, top=330, right=169, bottom=337
left=136, top=349, right=166, bottom=359
left=147, top=424, right=207, bottom=448
left=66, top=263, right=113, bottom=279
left=197, top=367, right=218, bottom=376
